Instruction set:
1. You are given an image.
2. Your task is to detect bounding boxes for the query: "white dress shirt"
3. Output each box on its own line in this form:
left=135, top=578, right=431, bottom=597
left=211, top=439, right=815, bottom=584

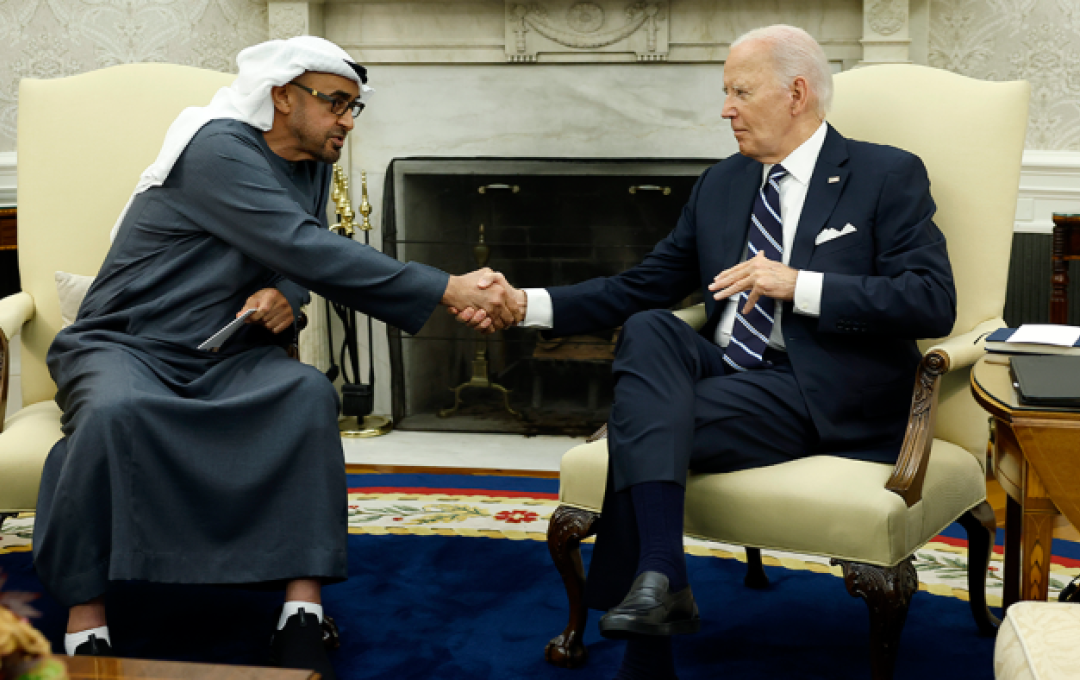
left=522, top=121, right=828, bottom=346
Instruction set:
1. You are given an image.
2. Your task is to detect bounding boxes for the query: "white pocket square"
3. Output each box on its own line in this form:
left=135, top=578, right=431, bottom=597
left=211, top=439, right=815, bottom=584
left=815, top=223, right=857, bottom=246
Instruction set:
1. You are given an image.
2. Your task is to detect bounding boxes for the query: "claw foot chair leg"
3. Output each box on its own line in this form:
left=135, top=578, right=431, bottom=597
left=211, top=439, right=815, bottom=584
left=545, top=504, right=599, bottom=668
left=744, top=547, right=770, bottom=589
left=957, top=500, right=1001, bottom=634
left=322, top=615, right=341, bottom=650
left=833, top=557, right=917, bottom=680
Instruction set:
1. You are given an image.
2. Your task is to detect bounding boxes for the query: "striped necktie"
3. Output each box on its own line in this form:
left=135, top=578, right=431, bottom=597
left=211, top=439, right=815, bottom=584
left=724, top=164, right=787, bottom=372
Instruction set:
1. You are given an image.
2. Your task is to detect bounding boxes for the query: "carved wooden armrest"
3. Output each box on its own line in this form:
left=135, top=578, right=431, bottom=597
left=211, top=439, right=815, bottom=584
left=0, top=292, right=36, bottom=434
left=0, top=327, right=9, bottom=434
left=885, top=349, right=950, bottom=507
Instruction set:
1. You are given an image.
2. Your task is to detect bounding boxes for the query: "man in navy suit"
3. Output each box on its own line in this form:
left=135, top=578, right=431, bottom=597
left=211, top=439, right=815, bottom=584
left=455, top=24, right=955, bottom=679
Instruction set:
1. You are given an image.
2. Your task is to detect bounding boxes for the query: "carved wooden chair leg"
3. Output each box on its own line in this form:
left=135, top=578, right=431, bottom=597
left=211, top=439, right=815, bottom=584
left=833, top=558, right=917, bottom=680
left=744, top=547, right=769, bottom=589
left=321, top=615, right=341, bottom=650
left=957, top=500, right=1001, bottom=634
left=1060, top=575, right=1080, bottom=603
left=545, top=504, right=599, bottom=669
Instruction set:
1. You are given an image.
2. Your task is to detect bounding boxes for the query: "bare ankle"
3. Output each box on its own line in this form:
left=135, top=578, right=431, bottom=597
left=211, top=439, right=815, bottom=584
left=67, top=598, right=107, bottom=634
left=284, top=579, right=322, bottom=605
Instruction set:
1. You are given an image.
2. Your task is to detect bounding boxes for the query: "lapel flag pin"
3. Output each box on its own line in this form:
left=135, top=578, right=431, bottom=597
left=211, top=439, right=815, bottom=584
left=828, top=176, right=840, bottom=184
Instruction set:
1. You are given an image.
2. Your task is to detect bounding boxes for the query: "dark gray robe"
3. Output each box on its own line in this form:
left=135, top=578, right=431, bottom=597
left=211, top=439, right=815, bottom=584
left=33, top=120, right=448, bottom=607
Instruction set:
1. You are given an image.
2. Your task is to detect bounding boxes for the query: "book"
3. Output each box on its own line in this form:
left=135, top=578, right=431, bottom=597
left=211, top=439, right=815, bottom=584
left=1010, top=355, right=1080, bottom=407
left=985, top=325, right=1080, bottom=356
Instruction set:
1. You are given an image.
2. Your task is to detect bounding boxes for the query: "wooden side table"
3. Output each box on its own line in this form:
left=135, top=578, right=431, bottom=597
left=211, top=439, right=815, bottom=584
left=1051, top=212, right=1080, bottom=324
left=63, top=656, right=318, bottom=679
left=971, top=355, right=1080, bottom=608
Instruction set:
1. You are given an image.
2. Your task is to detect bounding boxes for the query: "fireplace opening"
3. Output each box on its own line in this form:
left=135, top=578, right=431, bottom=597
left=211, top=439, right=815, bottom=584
left=383, top=158, right=716, bottom=436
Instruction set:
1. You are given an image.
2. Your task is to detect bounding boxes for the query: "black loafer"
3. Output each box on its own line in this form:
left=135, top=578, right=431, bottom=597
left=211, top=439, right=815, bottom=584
left=269, top=609, right=338, bottom=680
left=599, top=571, right=700, bottom=639
left=73, top=634, right=113, bottom=656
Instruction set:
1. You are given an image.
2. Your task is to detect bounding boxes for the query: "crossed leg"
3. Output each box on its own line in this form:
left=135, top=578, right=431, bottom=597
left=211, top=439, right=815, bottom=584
left=588, top=310, right=816, bottom=679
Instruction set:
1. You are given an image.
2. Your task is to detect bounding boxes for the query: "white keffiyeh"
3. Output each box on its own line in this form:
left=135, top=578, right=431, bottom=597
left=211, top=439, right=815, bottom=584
left=110, top=35, right=373, bottom=241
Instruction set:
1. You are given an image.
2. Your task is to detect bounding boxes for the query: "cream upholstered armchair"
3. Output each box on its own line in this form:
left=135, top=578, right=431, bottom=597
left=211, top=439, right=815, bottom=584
left=544, top=65, right=1030, bottom=680
left=0, top=64, right=234, bottom=527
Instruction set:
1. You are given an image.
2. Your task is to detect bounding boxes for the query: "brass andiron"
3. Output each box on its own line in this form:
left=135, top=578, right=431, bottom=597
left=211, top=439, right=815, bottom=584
left=439, top=223, right=520, bottom=419
left=330, top=164, right=392, bottom=438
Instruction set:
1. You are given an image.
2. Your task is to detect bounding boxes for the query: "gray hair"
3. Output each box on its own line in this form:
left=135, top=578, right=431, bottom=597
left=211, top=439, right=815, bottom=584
left=731, top=25, right=833, bottom=117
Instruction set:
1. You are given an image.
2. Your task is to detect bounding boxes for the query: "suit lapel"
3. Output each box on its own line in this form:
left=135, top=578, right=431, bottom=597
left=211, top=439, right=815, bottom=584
left=701, top=160, right=759, bottom=335
left=788, top=125, right=850, bottom=271
left=719, top=161, right=761, bottom=271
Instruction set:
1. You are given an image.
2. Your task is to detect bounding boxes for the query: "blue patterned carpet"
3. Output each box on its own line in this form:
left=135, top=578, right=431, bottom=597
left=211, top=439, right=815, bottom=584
left=0, top=473, right=998, bottom=679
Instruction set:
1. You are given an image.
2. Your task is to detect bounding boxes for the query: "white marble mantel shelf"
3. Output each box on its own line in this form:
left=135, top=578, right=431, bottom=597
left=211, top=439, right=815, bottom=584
left=263, top=0, right=930, bottom=67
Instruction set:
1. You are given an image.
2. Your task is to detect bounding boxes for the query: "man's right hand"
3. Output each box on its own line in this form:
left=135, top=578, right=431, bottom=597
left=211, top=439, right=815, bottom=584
left=442, top=268, right=525, bottom=333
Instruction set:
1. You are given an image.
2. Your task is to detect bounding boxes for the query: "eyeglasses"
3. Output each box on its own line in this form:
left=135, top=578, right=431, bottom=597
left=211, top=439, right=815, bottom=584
left=287, top=81, right=365, bottom=119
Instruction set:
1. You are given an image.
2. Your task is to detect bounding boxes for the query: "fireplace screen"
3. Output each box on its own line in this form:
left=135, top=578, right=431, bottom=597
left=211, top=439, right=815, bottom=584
left=383, top=158, right=716, bottom=436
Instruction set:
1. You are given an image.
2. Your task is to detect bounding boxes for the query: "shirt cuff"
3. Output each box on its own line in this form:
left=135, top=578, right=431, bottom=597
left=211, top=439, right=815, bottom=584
left=793, top=271, right=823, bottom=317
left=522, top=288, right=554, bottom=329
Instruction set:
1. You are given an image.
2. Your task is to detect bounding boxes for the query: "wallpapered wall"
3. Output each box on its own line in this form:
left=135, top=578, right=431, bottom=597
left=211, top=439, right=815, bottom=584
left=0, top=0, right=1079, bottom=153
left=0, top=0, right=268, bottom=152
left=929, top=0, right=1080, bottom=150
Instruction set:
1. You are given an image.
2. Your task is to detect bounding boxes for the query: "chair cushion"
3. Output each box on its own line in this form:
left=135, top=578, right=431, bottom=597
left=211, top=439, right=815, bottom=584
left=54, top=271, right=95, bottom=328
left=995, top=602, right=1080, bottom=680
left=559, top=437, right=986, bottom=567
left=0, top=401, right=63, bottom=513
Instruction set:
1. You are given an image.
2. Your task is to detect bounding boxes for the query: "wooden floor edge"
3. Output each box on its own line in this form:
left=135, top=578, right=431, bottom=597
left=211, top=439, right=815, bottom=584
left=345, top=463, right=560, bottom=479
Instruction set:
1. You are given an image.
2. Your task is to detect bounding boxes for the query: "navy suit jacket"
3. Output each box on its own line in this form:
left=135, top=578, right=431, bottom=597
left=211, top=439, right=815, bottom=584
left=546, top=125, right=956, bottom=461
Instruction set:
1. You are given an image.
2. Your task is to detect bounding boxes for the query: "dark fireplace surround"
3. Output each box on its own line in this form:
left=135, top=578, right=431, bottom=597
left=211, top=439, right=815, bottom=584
left=382, top=158, right=715, bottom=436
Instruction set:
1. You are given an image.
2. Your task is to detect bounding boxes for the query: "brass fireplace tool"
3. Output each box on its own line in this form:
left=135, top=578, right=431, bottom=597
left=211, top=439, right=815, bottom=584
left=330, top=165, right=392, bottom=438
left=438, top=222, right=521, bottom=419
left=329, top=164, right=357, bottom=237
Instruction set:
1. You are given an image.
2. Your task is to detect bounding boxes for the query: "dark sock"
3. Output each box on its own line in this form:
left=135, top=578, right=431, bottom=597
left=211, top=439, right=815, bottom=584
left=630, top=480, right=688, bottom=592
left=615, top=636, right=678, bottom=680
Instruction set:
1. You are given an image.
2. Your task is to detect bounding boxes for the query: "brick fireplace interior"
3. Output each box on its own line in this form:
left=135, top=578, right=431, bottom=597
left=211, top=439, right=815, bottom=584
left=383, top=158, right=714, bottom=435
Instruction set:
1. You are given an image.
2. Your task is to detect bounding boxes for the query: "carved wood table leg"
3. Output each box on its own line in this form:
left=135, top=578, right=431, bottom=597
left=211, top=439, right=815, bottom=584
left=545, top=504, right=599, bottom=668
left=957, top=501, right=1001, bottom=634
left=1020, top=459, right=1056, bottom=602
left=993, top=419, right=1024, bottom=610
left=744, top=547, right=769, bottom=589
left=1004, top=494, right=1022, bottom=609
left=832, top=558, right=917, bottom=680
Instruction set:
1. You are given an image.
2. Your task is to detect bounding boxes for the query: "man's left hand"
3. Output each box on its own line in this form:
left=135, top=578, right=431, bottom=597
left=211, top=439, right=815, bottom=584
left=241, top=288, right=294, bottom=334
left=709, top=252, right=798, bottom=314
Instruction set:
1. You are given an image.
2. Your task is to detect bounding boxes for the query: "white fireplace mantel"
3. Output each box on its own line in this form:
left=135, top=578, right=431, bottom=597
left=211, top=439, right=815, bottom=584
left=265, top=0, right=930, bottom=67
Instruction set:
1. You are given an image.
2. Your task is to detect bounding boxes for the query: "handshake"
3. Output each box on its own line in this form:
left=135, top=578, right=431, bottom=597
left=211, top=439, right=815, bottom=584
left=441, top=268, right=526, bottom=334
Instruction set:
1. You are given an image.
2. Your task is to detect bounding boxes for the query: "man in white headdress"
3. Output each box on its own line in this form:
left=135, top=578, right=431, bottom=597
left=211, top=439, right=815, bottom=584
left=32, top=36, right=520, bottom=678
